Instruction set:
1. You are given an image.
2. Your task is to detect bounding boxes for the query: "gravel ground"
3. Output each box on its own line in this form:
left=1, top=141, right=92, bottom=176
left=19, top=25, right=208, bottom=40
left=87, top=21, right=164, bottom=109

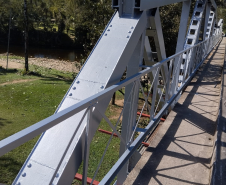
left=0, top=56, right=79, bottom=73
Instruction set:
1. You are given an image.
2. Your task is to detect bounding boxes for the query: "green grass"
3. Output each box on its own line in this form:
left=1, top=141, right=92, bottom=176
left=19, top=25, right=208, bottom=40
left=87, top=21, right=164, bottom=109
left=0, top=66, right=122, bottom=184
left=0, top=67, right=72, bottom=184
left=73, top=112, right=120, bottom=184
left=0, top=55, right=23, bottom=60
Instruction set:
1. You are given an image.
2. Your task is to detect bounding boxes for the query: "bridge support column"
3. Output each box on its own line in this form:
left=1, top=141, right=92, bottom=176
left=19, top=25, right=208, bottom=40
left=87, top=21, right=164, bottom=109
left=145, top=8, right=168, bottom=110
left=171, top=0, right=207, bottom=105
left=203, top=3, right=211, bottom=40
left=117, top=31, right=146, bottom=184
left=170, top=0, right=191, bottom=104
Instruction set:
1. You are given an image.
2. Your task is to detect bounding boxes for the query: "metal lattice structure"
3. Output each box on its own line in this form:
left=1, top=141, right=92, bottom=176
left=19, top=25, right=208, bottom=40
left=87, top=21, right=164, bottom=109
left=0, top=0, right=223, bottom=185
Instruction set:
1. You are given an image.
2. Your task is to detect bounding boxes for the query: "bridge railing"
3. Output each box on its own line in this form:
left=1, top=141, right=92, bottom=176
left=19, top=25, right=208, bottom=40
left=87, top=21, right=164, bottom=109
left=0, top=22, right=223, bottom=184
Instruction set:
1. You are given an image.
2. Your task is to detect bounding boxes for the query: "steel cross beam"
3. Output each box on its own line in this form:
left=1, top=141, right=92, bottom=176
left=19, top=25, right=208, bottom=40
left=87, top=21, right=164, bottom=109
left=140, top=0, right=217, bottom=10
left=140, top=0, right=190, bottom=10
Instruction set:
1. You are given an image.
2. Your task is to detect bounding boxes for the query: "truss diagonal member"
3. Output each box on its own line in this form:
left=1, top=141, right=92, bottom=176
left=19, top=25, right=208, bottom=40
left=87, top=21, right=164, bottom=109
left=146, top=8, right=168, bottom=83
left=154, top=85, right=166, bottom=116
left=91, top=81, right=137, bottom=184
left=129, top=67, right=159, bottom=143
left=138, top=81, right=152, bottom=115
left=82, top=108, right=92, bottom=185
left=139, top=67, right=159, bottom=114
left=14, top=10, right=148, bottom=185
left=165, top=59, right=173, bottom=102
left=49, top=107, right=90, bottom=185
left=118, top=30, right=146, bottom=184
left=91, top=125, right=116, bottom=185
left=128, top=81, right=151, bottom=143
left=150, top=67, right=160, bottom=119
left=96, top=107, right=127, bottom=146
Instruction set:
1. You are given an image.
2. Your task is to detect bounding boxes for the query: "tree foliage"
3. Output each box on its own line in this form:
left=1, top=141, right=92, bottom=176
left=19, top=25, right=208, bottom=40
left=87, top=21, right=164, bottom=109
left=0, top=0, right=225, bottom=55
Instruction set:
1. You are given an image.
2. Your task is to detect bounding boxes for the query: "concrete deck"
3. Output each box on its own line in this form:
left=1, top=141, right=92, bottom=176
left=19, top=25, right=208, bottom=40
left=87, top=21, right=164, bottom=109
left=211, top=38, right=226, bottom=185
left=124, top=38, right=226, bottom=185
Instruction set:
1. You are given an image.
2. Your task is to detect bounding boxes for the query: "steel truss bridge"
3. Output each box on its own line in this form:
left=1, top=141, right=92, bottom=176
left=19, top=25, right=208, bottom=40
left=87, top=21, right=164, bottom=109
left=0, top=0, right=224, bottom=184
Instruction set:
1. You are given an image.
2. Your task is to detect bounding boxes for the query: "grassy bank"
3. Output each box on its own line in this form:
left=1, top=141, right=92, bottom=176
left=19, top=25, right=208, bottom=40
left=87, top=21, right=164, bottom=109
left=0, top=65, right=123, bottom=184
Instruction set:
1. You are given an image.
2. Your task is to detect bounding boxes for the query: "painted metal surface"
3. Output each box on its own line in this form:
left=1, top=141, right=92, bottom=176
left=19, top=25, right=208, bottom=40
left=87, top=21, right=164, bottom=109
left=140, top=0, right=189, bottom=10
left=177, top=0, right=207, bottom=88
left=100, top=30, right=222, bottom=185
left=0, top=0, right=221, bottom=185
left=117, top=33, right=145, bottom=184
left=0, top=28, right=221, bottom=185
left=12, top=11, right=148, bottom=185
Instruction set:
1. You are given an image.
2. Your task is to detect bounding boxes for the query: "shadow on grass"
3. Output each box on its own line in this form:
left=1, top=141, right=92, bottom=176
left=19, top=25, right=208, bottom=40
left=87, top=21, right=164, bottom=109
left=0, top=118, right=12, bottom=128
left=0, top=67, right=74, bottom=84
left=0, top=156, right=22, bottom=184
left=0, top=69, right=18, bottom=75
left=39, top=75, right=74, bottom=84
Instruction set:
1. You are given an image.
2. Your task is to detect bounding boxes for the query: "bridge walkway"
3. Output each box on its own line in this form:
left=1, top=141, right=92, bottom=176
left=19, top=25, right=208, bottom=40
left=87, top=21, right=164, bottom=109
left=124, top=38, right=226, bottom=185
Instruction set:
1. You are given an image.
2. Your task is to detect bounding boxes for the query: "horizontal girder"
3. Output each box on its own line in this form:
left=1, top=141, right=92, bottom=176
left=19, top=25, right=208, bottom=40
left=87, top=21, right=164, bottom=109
left=140, top=0, right=217, bottom=10
left=140, top=0, right=189, bottom=10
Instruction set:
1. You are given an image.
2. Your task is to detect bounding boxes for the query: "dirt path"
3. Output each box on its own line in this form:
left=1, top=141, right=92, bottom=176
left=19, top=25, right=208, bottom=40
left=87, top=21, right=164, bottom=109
left=0, top=55, right=79, bottom=73
left=0, top=79, right=37, bottom=86
left=0, top=60, right=24, bottom=69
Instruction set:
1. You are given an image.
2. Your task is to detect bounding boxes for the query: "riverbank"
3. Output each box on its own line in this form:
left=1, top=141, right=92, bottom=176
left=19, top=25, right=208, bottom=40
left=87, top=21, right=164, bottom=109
left=0, top=54, right=79, bottom=73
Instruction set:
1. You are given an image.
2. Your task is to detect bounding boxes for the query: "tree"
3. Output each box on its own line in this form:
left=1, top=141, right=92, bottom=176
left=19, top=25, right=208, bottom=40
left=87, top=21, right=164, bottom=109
left=24, top=0, right=29, bottom=71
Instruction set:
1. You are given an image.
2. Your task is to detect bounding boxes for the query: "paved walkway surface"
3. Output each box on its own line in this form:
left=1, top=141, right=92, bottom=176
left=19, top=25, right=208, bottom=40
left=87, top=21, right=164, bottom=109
left=211, top=38, right=226, bottom=185
left=124, top=38, right=226, bottom=185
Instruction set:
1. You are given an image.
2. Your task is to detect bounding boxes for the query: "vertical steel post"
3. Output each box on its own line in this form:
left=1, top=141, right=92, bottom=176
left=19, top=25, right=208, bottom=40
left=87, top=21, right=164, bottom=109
left=117, top=31, right=146, bottom=184
left=146, top=8, right=168, bottom=110
left=82, top=108, right=92, bottom=185
left=147, top=8, right=168, bottom=79
left=203, top=3, right=211, bottom=40
left=170, top=0, right=191, bottom=101
left=175, top=0, right=191, bottom=53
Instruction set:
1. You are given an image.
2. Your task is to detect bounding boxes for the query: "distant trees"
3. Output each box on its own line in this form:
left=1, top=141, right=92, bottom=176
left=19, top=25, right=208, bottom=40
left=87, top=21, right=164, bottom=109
left=0, top=0, right=225, bottom=58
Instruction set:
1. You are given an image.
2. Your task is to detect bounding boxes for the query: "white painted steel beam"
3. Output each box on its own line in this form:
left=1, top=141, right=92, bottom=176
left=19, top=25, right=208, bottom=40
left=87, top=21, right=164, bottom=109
left=203, top=3, right=211, bottom=40
left=170, top=0, right=191, bottom=99
left=13, top=11, right=148, bottom=185
left=140, top=0, right=189, bottom=10
left=177, top=0, right=207, bottom=86
left=147, top=8, right=168, bottom=83
left=176, top=0, right=191, bottom=53
left=117, top=32, right=145, bottom=184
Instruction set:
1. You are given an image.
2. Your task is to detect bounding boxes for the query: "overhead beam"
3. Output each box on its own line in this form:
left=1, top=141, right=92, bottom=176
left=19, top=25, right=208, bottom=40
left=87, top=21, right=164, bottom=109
left=140, top=0, right=217, bottom=10
left=209, top=0, right=217, bottom=10
left=140, top=0, right=189, bottom=10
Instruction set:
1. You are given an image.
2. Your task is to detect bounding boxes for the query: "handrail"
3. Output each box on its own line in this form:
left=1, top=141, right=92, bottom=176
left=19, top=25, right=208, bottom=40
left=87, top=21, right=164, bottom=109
left=0, top=30, right=222, bottom=158
left=0, top=23, right=223, bottom=185
left=100, top=32, right=223, bottom=185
